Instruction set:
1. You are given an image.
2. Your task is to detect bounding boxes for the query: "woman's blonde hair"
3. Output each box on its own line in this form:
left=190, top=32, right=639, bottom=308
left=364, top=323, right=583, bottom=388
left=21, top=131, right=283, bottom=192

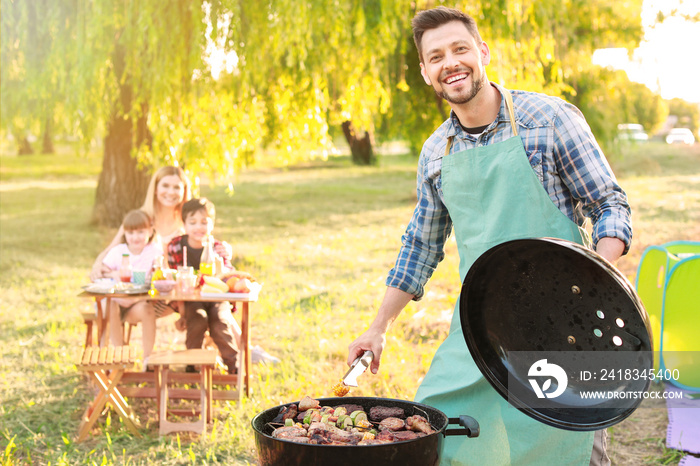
left=121, top=209, right=155, bottom=243
left=140, top=166, right=192, bottom=218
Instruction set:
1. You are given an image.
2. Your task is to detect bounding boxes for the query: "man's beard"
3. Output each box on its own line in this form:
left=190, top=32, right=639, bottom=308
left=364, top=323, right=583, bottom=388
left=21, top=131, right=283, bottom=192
left=436, top=68, right=486, bottom=105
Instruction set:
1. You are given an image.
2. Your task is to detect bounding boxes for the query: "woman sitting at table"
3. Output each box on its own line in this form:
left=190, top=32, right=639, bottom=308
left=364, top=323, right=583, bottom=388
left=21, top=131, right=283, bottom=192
left=90, top=165, right=193, bottom=281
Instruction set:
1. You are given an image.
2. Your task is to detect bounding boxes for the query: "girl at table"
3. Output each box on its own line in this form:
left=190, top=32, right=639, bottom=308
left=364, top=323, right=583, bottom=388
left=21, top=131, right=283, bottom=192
left=101, top=209, right=163, bottom=360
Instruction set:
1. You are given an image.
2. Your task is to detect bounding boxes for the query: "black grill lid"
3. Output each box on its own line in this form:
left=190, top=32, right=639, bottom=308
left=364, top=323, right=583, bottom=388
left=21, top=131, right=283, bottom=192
left=459, top=238, right=653, bottom=431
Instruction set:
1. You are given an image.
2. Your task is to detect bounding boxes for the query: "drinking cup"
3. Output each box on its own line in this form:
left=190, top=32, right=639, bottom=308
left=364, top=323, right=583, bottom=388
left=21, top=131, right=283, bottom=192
left=132, top=270, right=147, bottom=285
left=177, top=266, right=196, bottom=294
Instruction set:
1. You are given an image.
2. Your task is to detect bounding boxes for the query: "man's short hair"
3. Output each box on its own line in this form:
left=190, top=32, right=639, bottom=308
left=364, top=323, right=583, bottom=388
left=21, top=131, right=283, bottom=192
left=412, top=7, right=482, bottom=63
left=182, top=197, right=216, bottom=222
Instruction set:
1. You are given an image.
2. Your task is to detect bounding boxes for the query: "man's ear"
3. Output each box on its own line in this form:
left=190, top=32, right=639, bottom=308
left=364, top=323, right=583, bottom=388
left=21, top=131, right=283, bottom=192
left=480, top=41, right=491, bottom=66
left=420, top=62, right=432, bottom=85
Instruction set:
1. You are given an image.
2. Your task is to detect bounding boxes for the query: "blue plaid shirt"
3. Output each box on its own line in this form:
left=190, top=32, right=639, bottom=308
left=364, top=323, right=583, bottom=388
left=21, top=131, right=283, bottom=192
left=387, top=83, right=632, bottom=300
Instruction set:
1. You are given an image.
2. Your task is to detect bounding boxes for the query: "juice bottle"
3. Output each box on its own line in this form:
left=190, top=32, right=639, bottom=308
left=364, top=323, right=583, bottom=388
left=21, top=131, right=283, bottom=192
left=200, top=236, right=215, bottom=276
left=149, top=256, right=165, bottom=296
left=119, top=254, right=132, bottom=282
left=151, top=256, right=165, bottom=282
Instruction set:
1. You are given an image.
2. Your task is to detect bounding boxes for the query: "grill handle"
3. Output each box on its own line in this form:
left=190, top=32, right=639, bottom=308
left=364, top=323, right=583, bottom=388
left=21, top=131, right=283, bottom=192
left=445, top=415, right=480, bottom=438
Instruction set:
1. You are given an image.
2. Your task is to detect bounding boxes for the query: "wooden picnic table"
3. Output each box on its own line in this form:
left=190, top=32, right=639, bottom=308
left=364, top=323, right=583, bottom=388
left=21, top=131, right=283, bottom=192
left=78, top=287, right=257, bottom=399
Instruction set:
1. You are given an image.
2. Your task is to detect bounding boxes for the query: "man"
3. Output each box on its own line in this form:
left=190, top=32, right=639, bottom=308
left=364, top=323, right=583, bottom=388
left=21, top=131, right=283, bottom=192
left=347, top=6, right=630, bottom=465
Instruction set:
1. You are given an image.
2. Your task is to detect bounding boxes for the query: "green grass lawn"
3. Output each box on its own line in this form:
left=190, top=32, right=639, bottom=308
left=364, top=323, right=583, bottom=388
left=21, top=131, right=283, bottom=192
left=1, top=141, right=698, bottom=465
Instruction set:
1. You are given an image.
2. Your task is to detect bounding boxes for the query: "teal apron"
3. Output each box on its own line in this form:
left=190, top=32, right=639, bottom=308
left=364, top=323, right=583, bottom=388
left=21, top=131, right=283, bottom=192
left=414, top=91, right=595, bottom=465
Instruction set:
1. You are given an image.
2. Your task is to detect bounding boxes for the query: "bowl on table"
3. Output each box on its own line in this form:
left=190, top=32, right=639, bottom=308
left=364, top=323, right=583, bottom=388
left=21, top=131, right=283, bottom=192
left=153, top=280, right=176, bottom=293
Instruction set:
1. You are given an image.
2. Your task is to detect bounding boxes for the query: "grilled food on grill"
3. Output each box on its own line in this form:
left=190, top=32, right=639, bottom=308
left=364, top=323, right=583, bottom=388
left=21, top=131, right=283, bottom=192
left=272, top=426, right=307, bottom=440
left=271, top=404, right=298, bottom=424
left=406, top=414, right=434, bottom=434
left=332, top=380, right=351, bottom=397
left=378, top=417, right=405, bottom=431
left=369, top=406, right=405, bottom=422
left=269, top=397, right=436, bottom=446
left=378, top=429, right=422, bottom=442
left=298, top=395, right=321, bottom=411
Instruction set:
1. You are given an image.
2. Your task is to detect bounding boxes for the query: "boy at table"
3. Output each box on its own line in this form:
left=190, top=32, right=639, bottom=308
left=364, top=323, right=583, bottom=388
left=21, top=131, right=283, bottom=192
left=165, top=197, right=241, bottom=374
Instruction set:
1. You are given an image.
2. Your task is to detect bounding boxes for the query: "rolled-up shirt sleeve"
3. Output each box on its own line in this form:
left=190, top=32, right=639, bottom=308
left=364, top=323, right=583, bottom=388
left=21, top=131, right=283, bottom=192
left=386, top=148, right=452, bottom=300
left=553, top=103, right=632, bottom=254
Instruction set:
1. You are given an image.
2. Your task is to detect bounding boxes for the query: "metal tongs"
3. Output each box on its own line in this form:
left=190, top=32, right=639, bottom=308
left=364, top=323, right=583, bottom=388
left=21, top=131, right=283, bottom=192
left=332, top=350, right=374, bottom=396
left=342, top=350, right=374, bottom=388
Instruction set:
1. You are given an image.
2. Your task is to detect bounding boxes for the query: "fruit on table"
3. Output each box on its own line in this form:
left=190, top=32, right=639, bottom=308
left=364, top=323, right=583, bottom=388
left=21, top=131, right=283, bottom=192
left=201, top=284, right=224, bottom=294
left=202, top=275, right=229, bottom=292
left=223, top=270, right=253, bottom=281
left=229, top=278, right=252, bottom=293
left=151, top=268, right=164, bottom=281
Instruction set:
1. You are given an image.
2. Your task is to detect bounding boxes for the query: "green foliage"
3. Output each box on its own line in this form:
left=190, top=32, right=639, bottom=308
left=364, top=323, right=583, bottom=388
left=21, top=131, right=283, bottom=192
left=667, top=98, right=700, bottom=135
left=623, top=82, right=668, bottom=136
left=221, top=0, right=408, bottom=160
left=0, top=0, right=72, bottom=145
left=1, top=0, right=654, bottom=170
left=563, top=66, right=669, bottom=147
left=562, top=66, right=622, bottom=144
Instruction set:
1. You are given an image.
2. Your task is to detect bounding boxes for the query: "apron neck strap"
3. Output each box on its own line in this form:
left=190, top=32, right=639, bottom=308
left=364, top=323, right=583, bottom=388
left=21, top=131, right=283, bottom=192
left=444, top=89, right=519, bottom=157
left=503, top=90, right=518, bottom=136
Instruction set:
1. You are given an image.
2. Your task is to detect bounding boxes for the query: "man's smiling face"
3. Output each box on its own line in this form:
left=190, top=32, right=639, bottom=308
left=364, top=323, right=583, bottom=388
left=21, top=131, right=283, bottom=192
left=419, top=20, right=490, bottom=106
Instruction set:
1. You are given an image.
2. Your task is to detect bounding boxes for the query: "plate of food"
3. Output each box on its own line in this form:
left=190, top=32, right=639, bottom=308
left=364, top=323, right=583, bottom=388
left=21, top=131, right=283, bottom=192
left=82, top=281, right=149, bottom=295
left=114, top=283, right=150, bottom=294
left=82, top=279, right=116, bottom=294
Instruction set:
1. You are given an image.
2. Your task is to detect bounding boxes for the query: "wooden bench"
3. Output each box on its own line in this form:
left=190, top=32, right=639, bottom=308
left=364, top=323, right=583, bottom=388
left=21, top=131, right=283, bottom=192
left=148, top=349, right=218, bottom=435
left=79, top=309, right=96, bottom=347
left=78, top=306, right=133, bottom=348
left=75, top=346, right=141, bottom=442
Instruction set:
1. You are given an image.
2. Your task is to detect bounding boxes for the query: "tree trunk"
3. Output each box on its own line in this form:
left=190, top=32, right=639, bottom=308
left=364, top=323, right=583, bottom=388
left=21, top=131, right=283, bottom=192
left=92, top=44, right=151, bottom=228
left=341, top=120, right=375, bottom=166
left=18, top=136, right=33, bottom=155
left=41, top=117, right=55, bottom=154
left=92, top=112, right=151, bottom=227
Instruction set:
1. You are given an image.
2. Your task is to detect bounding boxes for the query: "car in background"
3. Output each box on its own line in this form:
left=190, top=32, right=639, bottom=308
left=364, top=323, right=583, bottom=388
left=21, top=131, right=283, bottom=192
left=665, top=128, right=695, bottom=145
left=617, top=123, right=649, bottom=143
